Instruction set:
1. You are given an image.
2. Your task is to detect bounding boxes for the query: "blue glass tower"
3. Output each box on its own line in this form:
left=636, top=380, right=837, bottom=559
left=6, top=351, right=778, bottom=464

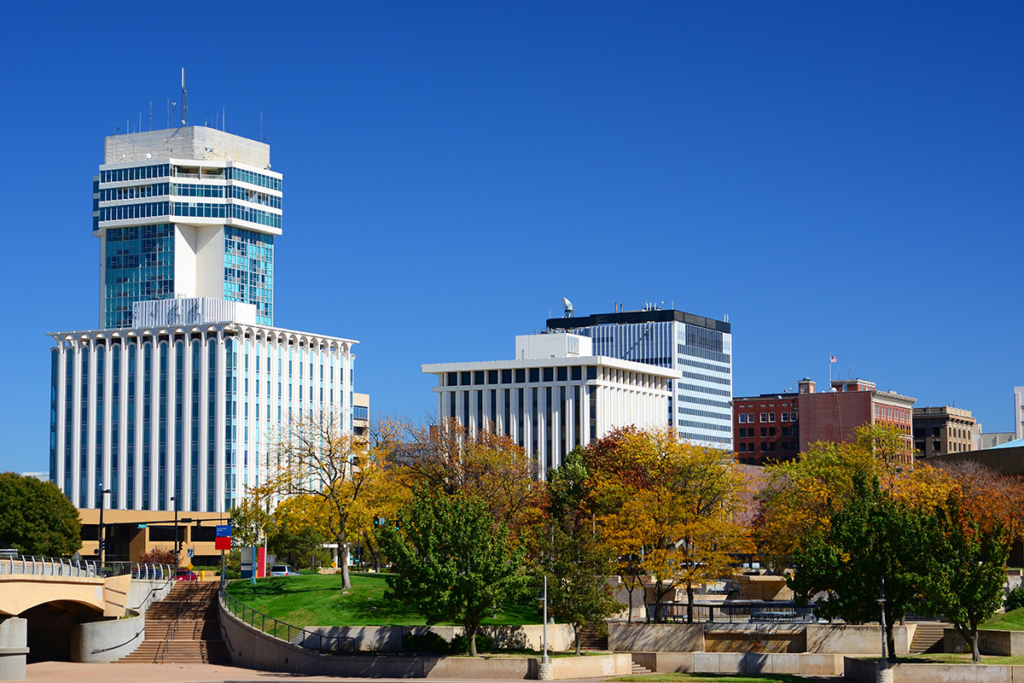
left=94, top=127, right=282, bottom=328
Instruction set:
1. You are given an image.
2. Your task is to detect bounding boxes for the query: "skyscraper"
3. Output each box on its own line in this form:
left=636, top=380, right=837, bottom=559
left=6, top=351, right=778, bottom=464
left=547, top=305, right=733, bottom=449
left=49, top=126, right=357, bottom=513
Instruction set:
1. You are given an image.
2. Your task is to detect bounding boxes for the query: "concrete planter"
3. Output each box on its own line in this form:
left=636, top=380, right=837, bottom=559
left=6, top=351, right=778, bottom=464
left=844, top=657, right=1017, bottom=683
left=945, top=628, right=1024, bottom=657
left=70, top=610, right=145, bottom=663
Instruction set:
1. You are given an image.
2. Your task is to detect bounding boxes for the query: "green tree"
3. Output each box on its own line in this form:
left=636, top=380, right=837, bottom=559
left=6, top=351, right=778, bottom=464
left=229, top=489, right=273, bottom=548
left=0, top=473, right=81, bottom=556
left=539, top=451, right=620, bottom=654
left=788, top=475, right=929, bottom=662
left=921, top=494, right=1011, bottom=664
left=375, top=486, right=530, bottom=656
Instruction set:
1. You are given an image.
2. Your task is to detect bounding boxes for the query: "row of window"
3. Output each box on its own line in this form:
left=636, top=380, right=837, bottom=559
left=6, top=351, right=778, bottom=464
left=678, top=407, right=732, bottom=421
left=100, top=164, right=281, bottom=192
left=737, top=426, right=796, bottom=438
left=677, top=419, right=732, bottom=433
left=680, top=370, right=731, bottom=386
left=736, top=411, right=796, bottom=423
left=447, top=366, right=596, bottom=387
left=738, top=441, right=798, bottom=453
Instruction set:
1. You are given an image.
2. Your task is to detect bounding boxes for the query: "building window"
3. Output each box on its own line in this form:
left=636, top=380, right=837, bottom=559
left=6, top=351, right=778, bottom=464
left=769, top=413, right=776, bottom=422
left=529, top=368, right=540, bottom=383
left=747, top=413, right=754, bottom=423
left=738, top=414, right=746, bottom=424
left=761, top=427, right=767, bottom=437
left=769, top=427, right=776, bottom=437
left=739, top=443, right=747, bottom=453
left=760, top=413, right=767, bottom=423
left=557, top=367, right=567, bottom=382
left=502, top=369, right=512, bottom=384
left=543, top=368, right=554, bottom=382
left=474, top=371, right=485, bottom=385
left=571, top=366, right=582, bottom=381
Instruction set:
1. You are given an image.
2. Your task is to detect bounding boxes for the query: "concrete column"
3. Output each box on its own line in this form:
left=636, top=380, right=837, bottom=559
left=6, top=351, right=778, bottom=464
left=0, top=617, right=28, bottom=681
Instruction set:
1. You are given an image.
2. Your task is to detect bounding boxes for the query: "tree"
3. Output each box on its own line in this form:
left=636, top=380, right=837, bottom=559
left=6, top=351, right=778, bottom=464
left=268, top=495, right=329, bottom=568
left=229, top=485, right=274, bottom=548
left=0, top=472, right=81, bottom=556
left=375, top=485, right=530, bottom=656
left=270, top=410, right=385, bottom=590
left=403, top=418, right=541, bottom=535
left=139, top=546, right=177, bottom=564
left=920, top=493, right=1012, bottom=663
left=788, top=475, right=929, bottom=662
left=538, top=451, right=621, bottom=654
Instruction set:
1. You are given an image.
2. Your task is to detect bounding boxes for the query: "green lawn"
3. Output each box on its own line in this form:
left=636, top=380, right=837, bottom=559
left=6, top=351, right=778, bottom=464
left=225, top=572, right=543, bottom=627
left=981, top=607, right=1024, bottom=631
left=898, top=653, right=1024, bottom=666
left=609, top=675, right=805, bottom=683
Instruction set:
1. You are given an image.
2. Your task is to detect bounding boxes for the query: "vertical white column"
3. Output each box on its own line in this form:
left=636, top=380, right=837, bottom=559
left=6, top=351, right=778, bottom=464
left=54, top=342, right=67, bottom=493
left=133, top=341, right=144, bottom=510
left=341, top=342, right=351, bottom=436
left=198, top=333, right=210, bottom=512
left=149, top=339, right=160, bottom=510
left=166, top=339, right=177, bottom=513
left=214, top=331, right=227, bottom=512
left=86, top=339, right=98, bottom=509
left=70, top=341, right=83, bottom=508
left=102, top=340, right=114, bottom=506
left=117, top=341, right=129, bottom=509
left=182, top=337, right=193, bottom=513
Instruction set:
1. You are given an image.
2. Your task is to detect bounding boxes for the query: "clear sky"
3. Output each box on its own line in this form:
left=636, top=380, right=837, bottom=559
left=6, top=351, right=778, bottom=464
left=1, top=2, right=1022, bottom=473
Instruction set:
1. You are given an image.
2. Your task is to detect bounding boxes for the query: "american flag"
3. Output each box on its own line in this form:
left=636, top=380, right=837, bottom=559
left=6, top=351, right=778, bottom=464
left=829, top=355, right=837, bottom=363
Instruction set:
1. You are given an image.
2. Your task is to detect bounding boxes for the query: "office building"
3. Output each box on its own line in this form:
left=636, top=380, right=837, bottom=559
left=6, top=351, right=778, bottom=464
left=732, top=377, right=916, bottom=465
left=422, top=333, right=681, bottom=473
left=547, top=305, right=732, bottom=449
left=49, top=126, right=357, bottom=514
left=732, top=393, right=800, bottom=465
left=1016, top=386, right=1024, bottom=440
left=913, top=406, right=976, bottom=458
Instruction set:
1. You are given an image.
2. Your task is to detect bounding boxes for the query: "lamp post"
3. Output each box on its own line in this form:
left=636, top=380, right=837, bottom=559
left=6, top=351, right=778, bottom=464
left=542, top=574, right=549, bottom=665
left=171, top=496, right=179, bottom=568
left=877, top=575, right=889, bottom=670
left=98, top=484, right=112, bottom=569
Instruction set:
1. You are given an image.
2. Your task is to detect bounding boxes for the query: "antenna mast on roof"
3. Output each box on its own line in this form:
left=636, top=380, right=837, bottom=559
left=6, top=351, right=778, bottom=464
left=180, top=68, right=188, bottom=127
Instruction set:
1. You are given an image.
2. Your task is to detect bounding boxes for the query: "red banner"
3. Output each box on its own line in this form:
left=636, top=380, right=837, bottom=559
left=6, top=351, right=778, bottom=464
left=215, top=536, right=231, bottom=550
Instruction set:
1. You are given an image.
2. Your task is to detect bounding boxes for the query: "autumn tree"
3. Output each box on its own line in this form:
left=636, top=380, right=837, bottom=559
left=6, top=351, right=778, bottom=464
left=270, top=410, right=387, bottom=590
left=376, top=485, right=530, bottom=656
left=268, top=494, right=329, bottom=568
left=402, top=418, right=541, bottom=534
left=229, top=484, right=274, bottom=548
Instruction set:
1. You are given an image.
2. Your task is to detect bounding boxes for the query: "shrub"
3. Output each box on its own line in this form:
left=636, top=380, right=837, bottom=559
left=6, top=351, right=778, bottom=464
left=138, top=546, right=177, bottom=565
left=403, top=631, right=450, bottom=654
left=1005, top=586, right=1024, bottom=611
left=450, top=632, right=494, bottom=655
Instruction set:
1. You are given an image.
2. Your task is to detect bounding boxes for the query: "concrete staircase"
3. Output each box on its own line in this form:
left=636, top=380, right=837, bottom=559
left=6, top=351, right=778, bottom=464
left=909, top=621, right=947, bottom=655
left=577, top=624, right=609, bottom=651
left=630, top=662, right=653, bottom=675
left=118, top=581, right=230, bottom=664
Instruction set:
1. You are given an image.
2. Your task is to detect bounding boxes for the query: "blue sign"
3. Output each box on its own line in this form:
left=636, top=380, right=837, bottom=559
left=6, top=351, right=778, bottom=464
left=215, top=524, right=232, bottom=538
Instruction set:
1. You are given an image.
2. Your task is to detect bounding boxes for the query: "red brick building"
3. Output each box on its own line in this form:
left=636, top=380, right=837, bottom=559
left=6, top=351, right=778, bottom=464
left=734, top=377, right=915, bottom=466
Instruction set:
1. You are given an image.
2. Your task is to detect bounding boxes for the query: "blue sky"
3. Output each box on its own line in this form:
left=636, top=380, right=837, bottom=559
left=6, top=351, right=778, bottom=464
left=1, top=2, right=1021, bottom=472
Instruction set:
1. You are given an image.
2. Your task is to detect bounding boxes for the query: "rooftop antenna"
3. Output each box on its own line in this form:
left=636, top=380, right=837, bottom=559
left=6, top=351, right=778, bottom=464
left=561, top=297, right=575, bottom=319
left=166, top=98, right=170, bottom=128
left=172, top=102, right=177, bottom=127
left=149, top=101, right=152, bottom=131
left=180, top=68, right=188, bottom=127
left=260, top=112, right=264, bottom=141
left=222, top=107, right=226, bottom=131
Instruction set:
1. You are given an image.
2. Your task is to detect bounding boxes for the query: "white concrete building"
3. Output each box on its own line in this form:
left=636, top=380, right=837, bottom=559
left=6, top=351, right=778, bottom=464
left=422, top=333, right=681, bottom=473
left=1015, top=386, right=1024, bottom=440
left=49, top=126, right=357, bottom=513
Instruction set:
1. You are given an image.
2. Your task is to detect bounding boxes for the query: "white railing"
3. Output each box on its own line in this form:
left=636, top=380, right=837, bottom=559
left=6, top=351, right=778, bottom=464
left=0, top=555, right=173, bottom=580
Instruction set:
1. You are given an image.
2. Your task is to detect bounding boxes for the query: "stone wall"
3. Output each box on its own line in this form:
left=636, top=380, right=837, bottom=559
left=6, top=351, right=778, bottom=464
left=297, top=623, right=576, bottom=652
left=944, top=628, right=1024, bottom=657
left=844, top=657, right=1020, bottom=683
left=608, top=622, right=704, bottom=652
left=806, top=624, right=914, bottom=655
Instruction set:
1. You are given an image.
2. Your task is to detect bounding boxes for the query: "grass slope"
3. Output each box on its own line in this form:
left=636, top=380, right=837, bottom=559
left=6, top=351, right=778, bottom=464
left=981, top=606, right=1024, bottom=631
left=610, top=675, right=804, bottom=682
left=226, top=572, right=542, bottom=627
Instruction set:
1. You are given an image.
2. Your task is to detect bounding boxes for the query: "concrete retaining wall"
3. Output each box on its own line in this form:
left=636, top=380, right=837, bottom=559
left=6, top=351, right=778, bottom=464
left=70, top=611, right=145, bottom=663
left=628, top=651, right=840, bottom=676
left=844, top=657, right=1020, bottom=683
left=299, top=623, right=576, bottom=653
left=945, top=628, right=1024, bottom=657
left=806, top=624, right=914, bottom=655
left=608, top=622, right=704, bottom=652
left=704, top=623, right=806, bottom=653
left=126, top=578, right=172, bottom=615
left=0, top=617, right=28, bottom=681
left=220, top=597, right=620, bottom=679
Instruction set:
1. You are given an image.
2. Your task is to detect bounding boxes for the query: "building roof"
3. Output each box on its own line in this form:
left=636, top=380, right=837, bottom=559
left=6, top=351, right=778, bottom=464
left=546, top=308, right=730, bottom=333
left=992, top=437, right=1024, bottom=450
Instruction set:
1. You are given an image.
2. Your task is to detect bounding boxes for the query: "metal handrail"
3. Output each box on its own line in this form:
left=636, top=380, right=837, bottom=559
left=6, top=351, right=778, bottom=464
left=646, top=600, right=817, bottom=624
left=220, top=584, right=355, bottom=654
left=159, top=575, right=199, bottom=664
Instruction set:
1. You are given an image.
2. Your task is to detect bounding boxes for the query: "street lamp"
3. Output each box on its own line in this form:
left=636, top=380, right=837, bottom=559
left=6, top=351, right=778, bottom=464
left=877, top=575, right=888, bottom=670
left=98, top=484, right=112, bottom=569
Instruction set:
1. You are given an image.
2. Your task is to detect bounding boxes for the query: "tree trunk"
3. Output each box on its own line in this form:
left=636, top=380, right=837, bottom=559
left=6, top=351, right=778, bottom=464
left=971, top=623, right=981, bottom=664
left=467, top=623, right=478, bottom=656
left=625, top=579, right=635, bottom=624
left=574, top=623, right=582, bottom=655
left=885, top=619, right=897, bottom=663
left=687, top=581, right=695, bottom=625
left=338, top=531, right=351, bottom=591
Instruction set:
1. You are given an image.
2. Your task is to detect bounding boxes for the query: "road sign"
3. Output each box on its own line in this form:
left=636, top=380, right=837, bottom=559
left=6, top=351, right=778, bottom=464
left=187, top=548, right=194, bottom=558
left=215, top=524, right=232, bottom=538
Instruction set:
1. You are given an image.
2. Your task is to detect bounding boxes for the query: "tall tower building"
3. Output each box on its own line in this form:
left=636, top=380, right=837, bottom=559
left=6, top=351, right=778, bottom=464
left=95, top=127, right=280, bottom=329
left=49, top=126, right=357, bottom=514
left=547, top=305, right=733, bottom=449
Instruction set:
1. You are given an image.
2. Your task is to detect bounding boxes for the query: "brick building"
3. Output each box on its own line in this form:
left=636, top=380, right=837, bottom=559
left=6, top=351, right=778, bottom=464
left=913, top=406, right=976, bottom=458
left=733, top=377, right=916, bottom=466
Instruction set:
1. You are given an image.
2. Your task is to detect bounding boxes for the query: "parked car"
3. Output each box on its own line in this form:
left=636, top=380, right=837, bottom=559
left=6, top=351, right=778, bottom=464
left=175, top=568, right=198, bottom=581
left=269, top=564, right=300, bottom=577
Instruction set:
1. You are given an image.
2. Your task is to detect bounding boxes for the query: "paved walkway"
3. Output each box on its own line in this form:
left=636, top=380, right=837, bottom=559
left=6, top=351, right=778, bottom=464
left=24, top=661, right=627, bottom=683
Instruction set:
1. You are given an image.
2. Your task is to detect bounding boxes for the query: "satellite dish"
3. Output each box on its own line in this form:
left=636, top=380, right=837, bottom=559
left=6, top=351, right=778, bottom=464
left=561, top=297, right=574, bottom=318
